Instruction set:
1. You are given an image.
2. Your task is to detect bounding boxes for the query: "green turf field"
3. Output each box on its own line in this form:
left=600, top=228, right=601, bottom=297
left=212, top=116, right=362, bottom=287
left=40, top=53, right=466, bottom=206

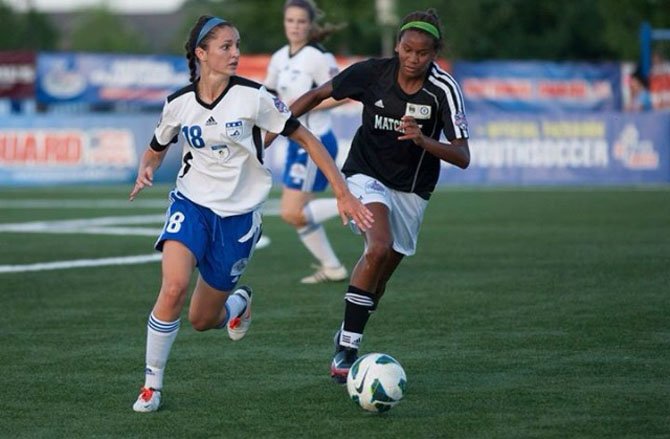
left=1, top=185, right=668, bottom=438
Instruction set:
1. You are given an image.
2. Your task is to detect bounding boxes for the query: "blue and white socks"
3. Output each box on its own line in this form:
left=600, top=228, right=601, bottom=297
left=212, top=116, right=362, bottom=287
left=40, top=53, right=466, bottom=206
left=144, top=312, right=180, bottom=390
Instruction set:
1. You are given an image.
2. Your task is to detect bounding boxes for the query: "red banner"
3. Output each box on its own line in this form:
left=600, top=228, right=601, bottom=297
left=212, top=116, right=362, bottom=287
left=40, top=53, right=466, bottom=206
left=0, top=51, right=36, bottom=99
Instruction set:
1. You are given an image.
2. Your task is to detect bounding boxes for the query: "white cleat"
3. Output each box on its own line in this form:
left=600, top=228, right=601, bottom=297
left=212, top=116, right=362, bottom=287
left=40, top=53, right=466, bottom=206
left=132, top=387, right=161, bottom=413
left=300, top=264, right=348, bottom=284
left=227, top=286, right=253, bottom=341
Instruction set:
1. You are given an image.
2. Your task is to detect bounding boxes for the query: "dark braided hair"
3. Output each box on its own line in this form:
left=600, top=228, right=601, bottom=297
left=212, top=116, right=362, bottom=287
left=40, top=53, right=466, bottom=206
left=398, top=9, right=443, bottom=52
left=184, top=15, right=235, bottom=83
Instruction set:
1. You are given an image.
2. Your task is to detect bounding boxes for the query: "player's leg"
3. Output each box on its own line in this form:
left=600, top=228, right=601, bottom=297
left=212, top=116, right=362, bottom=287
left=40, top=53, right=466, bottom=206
left=372, top=250, right=404, bottom=302
left=188, top=276, right=252, bottom=336
left=340, top=201, right=394, bottom=340
left=281, top=187, right=346, bottom=282
left=331, top=201, right=394, bottom=383
left=134, top=240, right=195, bottom=413
left=281, top=133, right=345, bottom=284
left=334, top=189, right=426, bottom=379
left=189, top=209, right=259, bottom=339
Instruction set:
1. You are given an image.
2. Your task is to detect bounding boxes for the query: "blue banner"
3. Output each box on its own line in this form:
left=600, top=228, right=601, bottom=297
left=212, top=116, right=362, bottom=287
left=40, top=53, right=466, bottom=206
left=0, top=114, right=180, bottom=185
left=453, top=61, right=622, bottom=113
left=437, top=111, right=669, bottom=185
left=35, top=53, right=189, bottom=105
left=2, top=111, right=668, bottom=187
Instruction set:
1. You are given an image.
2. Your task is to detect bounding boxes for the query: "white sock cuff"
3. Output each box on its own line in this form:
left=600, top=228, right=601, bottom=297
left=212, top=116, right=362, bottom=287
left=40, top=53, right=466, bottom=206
left=340, top=329, right=362, bottom=349
left=304, top=198, right=339, bottom=225
left=298, top=223, right=322, bottom=236
left=148, top=313, right=180, bottom=334
left=219, top=293, right=246, bottom=328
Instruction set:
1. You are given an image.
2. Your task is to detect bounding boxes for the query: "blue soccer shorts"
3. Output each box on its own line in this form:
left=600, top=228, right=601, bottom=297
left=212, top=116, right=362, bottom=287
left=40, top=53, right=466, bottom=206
left=282, top=130, right=338, bottom=192
left=154, top=191, right=262, bottom=292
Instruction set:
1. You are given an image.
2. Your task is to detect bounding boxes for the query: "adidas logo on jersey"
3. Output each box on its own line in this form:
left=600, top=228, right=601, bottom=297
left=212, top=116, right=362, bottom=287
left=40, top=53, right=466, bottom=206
left=205, top=116, right=217, bottom=126
left=374, top=99, right=384, bottom=108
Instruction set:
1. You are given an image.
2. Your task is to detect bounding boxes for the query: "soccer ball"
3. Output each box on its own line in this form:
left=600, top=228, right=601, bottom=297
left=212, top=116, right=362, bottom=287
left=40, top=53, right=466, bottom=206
left=346, top=353, right=407, bottom=413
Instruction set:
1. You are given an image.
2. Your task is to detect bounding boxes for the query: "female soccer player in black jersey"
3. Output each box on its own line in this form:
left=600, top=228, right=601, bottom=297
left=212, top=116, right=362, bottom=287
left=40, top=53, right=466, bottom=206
left=288, top=8, right=471, bottom=383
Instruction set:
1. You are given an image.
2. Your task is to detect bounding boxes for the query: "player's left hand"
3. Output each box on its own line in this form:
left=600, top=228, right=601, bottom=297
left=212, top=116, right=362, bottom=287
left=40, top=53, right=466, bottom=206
left=337, top=192, right=374, bottom=231
left=398, top=115, right=424, bottom=146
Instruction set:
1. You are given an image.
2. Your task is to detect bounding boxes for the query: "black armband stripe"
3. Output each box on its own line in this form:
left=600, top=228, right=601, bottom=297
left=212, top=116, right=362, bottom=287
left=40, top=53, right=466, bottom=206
left=252, top=126, right=263, bottom=163
left=281, top=117, right=300, bottom=137
left=149, top=134, right=178, bottom=152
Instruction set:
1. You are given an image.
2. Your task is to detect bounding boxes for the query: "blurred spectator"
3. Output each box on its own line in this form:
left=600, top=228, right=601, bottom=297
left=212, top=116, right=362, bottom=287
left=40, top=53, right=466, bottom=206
left=626, top=66, right=653, bottom=112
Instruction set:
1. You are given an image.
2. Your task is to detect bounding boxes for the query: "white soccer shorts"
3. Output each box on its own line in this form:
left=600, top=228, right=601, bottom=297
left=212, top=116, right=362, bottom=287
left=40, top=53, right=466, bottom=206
left=346, top=173, right=428, bottom=256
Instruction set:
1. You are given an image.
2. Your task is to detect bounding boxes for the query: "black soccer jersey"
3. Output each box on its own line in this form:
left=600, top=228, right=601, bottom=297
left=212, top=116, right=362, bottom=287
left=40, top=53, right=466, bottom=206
left=331, top=57, right=469, bottom=198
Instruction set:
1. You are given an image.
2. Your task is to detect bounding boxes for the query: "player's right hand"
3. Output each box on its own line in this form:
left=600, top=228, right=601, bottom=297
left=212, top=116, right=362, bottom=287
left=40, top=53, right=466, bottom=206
left=337, top=191, right=374, bottom=231
left=129, top=167, right=154, bottom=201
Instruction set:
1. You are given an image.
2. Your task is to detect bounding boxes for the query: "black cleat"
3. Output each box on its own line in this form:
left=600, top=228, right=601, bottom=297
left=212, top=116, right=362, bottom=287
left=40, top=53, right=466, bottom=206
left=330, top=340, right=358, bottom=384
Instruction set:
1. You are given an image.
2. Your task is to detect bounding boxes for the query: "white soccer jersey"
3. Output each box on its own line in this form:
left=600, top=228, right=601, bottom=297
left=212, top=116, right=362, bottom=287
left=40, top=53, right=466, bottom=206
left=265, top=43, right=339, bottom=136
left=151, top=76, right=297, bottom=217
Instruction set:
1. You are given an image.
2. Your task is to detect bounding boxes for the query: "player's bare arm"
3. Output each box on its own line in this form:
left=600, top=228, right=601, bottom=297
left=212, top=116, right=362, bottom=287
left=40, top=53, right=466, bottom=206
left=129, top=148, right=168, bottom=200
left=264, top=81, right=335, bottom=148
left=289, top=80, right=335, bottom=118
left=289, top=125, right=373, bottom=230
left=398, top=115, right=470, bottom=169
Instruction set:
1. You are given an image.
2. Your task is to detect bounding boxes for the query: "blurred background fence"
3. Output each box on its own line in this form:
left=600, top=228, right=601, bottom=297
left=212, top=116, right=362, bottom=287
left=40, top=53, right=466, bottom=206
left=1, top=0, right=669, bottom=187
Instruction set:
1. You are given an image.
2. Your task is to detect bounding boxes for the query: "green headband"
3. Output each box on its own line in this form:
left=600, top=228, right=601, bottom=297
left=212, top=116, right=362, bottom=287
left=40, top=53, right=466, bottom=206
left=400, top=21, right=440, bottom=40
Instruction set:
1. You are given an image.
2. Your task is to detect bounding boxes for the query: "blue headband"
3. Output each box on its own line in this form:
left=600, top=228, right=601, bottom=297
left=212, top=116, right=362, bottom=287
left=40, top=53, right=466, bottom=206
left=194, top=17, right=227, bottom=51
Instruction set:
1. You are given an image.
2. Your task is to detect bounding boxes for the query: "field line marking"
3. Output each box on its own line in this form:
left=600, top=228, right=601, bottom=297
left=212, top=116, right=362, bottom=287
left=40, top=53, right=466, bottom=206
left=0, top=199, right=168, bottom=209
left=0, top=198, right=281, bottom=213
left=0, top=254, right=162, bottom=273
left=0, top=215, right=166, bottom=232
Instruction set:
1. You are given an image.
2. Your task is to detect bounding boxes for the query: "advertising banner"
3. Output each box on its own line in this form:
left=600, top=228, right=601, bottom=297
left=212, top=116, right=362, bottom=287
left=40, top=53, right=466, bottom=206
left=454, top=61, right=622, bottom=113
left=2, top=111, right=667, bottom=186
left=438, top=111, right=669, bottom=185
left=33, top=53, right=364, bottom=106
left=0, top=51, right=36, bottom=99
left=329, top=109, right=669, bottom=186
left=35, top=53, right=190, bottom=105
left=0, top=114, right=168, bottom=185
left=650, top=61, right=670, bottom=109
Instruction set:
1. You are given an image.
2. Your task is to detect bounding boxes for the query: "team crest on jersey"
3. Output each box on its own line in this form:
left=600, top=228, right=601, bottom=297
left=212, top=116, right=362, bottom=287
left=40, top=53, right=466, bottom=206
left=454, top=111, right=468, bottom=130
left=225, top=121, right=243, bottom=139
left=405, top=103, right=432, bottom=120
left=272, top=96, right=290, bottom=114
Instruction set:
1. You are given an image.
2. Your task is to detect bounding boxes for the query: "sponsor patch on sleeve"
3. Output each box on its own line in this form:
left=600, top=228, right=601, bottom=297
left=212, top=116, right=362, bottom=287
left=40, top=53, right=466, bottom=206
left=454, top=111, right=468, bottom=130
left=272, top=96, right=290, bottom=114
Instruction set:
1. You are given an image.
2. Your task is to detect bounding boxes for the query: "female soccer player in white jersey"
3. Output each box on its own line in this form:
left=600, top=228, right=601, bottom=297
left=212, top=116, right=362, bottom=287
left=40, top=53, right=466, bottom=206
left=129, top=15, right=373, bottom=412
left=264, top=0, right=349, bottom=284
left=287, top=9, right=471, bottom=383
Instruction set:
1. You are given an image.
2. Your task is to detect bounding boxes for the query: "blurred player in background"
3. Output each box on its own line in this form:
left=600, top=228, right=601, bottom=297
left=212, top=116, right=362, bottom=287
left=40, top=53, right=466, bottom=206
left=264, top=0, right=349, bottom=284
left=129, top=15, right=373, bottom=412
left=287, top=8, right=470, bottom=383
left=626, top=66, right=653, bottom=111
